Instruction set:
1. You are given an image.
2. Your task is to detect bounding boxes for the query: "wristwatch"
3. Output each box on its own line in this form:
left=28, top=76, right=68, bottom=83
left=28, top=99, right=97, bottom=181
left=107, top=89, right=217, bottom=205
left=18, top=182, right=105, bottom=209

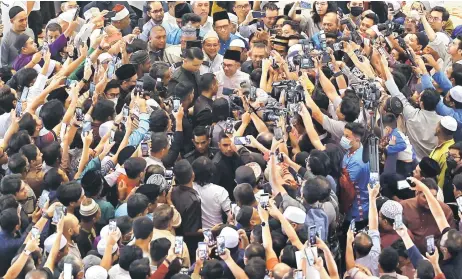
left=23, top=249, right=32, bottom=256
left=261, top=221, right=266, bottom=227
left=42, top=211, right=51, bottom=220
left=82, top=78, right=89, bottom=84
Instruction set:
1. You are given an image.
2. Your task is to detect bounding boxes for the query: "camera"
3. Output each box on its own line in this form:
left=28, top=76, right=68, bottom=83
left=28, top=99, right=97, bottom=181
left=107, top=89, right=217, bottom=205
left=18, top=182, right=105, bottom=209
left=240, top=81, right=258, bottom=102
left=350, top=79, right=381, bottom=109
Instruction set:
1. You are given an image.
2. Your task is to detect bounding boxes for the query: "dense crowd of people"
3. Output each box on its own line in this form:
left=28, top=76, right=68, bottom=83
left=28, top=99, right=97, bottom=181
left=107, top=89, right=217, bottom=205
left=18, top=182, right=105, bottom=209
left=2, top=0, right=462, bottom=279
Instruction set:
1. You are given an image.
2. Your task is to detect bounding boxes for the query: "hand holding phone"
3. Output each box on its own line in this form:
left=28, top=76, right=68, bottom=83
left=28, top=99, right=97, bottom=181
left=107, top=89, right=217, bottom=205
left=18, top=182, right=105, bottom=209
left=308, top=225, right=317, bottom=246
left=426, top=235, right=435, bottom=255
left=64, top=263, right=72, bottom=279
left=217, top=236, right=226, bottom=255
left=259, top=193, right=269, bottom=209
left=174, top=236, right=183, bottom=254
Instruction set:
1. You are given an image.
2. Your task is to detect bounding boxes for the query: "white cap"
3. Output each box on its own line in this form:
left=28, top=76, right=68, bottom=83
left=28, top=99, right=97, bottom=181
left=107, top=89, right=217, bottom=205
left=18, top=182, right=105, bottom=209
left=97, top=238, right=118, bottom=256
left=219, top=227, right=239, bottom=248
left=44, top=233, right=67, bottom=253
left=99, top=121, right=114, bottom=138
left=441, top=116, right=458, bottom=132
left=283, top=206, right=306, bottom=224
left=100, top=224, right=122, bottom=242
left=230, top=39, right=245, bottom=49
left=228, top=13, right=238, bottom=25
left=449, top=86, right=462, bottom=103
left=98, top=52, right=113, bottom=63
left=380, top=200, right=403, bottom=219
left=85, top=265, right=108, bottom=279
left=58, top=10, right=75, bottom=23
left=84, top=7, right=99, bottom=21
left=202, top=30, right=219, bottom=42
left=112, top=6, right=129, bottom=21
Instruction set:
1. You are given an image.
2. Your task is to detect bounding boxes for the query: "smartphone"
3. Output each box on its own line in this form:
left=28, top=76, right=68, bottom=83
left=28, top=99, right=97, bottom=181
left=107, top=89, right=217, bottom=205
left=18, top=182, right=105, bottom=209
left=275, top=150, right=284, bottom=163
left=225, top=118, right=234, bottom=134
left=107, top=61, right=115, bottom=79
left=141, top=142, right=149, bottom=157
left=294, top=270, right=303, bottom=279
left=65, top=79, right=78, bottom=87
left=308, top=225, right=317, bottom=246
left=174, top=236, right=183, bottom=254
left=122, top=105, right=129, bottom=123
left=457, top=196, right=462, bottom=213
left=295, top=9, right=301, bottom=15
left=274, top=126, right=283, bottom=141
left=53, top=205, right=66, bottom=224
left=259, top=193, right=269, bottom=209
left=63, top=263, right=72, bottom=279
left=41, top=42, right=49, bottom=55
left=426, top=235, right=435, bottom=255
left=350, top=219, right=356, bottom=232
left=81, top=121, right=92, bottom=137
left=300, top=1, right=312, bottom=9
left=109, top=129, right=115, bottom=144
left=75, top=107, right=84, bottom=122
left=109, top=219, right=117, bottom=232
left=73, top=7, right=80, bottom=21
left=305, top=247, right=315, bottom=266
left=406, top=177, right=416, bottom=188
left=89, top=82, right=95, bottom=97
left=394, top=214, right=403, bottom=230
left=252, top=11, right=265, bottom=18
left=198, top=242, right=208, bottom=260
left=397, top=180, right=411, bottom=190
left=31, top=226, right=40, bottom=239
left=173, top=98, right=180, bottom=113
left=217, top=236, right=226, bottom=255
left=15, top=101, right=22, bottom=118
left=135, top=80, right=143, bottom=96
left=38, top=190, right=50, bottom=209
left=234, top=136, right=250, bottom=145
left=165, top=169, right=173, bottom=179
left=203, top=229, right=216, bottom=246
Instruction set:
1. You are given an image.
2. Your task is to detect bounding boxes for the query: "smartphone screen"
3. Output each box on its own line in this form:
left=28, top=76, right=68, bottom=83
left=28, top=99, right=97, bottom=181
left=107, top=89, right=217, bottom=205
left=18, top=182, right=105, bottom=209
left=457, top=196, right=462, bottom=212
left=394, top=214, right=403, bottom=230
left=75, top=107, right=84, bottom=121
left=64, top=263, right=72, bottom=279
left=38, top=190, right=50, bottom=209
left=135, top=80, right=143, bottom=96
left=15, top=101, right=22, bottom=118
left=203, top=229, right=216, bottom=246
left=252, top=11, right=265, bottom=18
left=173, top=99, right=181, bottom=112
left=426, top=235, right=435, bottom=255
left=109, top=220, right=117, bottom=232
left=53, top=205, right=66, bottom=224
left=233, top=136, right=250, bottom=145
left=305, top=247, right=315, bottom=266
left=174, top=236, right=183, bottom=254
left=217, top=236, right=226, bottom=255
left=141, top=142, right=149, bottom=157
left=309, top=225, right=317, bottom=246
left=300, top=1, right=312, bottom=9
left=260, top=193, right=269, bottom=209
left=31, top=227, right=40, bottom=239
left=198, top=242, right=207, bottom=260
left=107, top=62, right=115, bottom=79
left=397, top=180, right=411, bottom=190
left=274, top=126, right=283, bottom=141
left=350, top=219, right=356, bottom=232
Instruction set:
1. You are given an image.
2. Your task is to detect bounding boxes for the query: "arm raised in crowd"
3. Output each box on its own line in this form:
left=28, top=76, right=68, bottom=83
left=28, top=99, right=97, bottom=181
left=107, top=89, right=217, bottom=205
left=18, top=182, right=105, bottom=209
left=220, top=249, right=249, bottom=279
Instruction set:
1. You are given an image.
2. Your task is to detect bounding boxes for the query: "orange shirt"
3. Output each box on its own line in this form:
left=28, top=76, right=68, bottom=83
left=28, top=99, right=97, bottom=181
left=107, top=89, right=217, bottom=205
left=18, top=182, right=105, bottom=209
left=116, top=174, right=138, bottom=198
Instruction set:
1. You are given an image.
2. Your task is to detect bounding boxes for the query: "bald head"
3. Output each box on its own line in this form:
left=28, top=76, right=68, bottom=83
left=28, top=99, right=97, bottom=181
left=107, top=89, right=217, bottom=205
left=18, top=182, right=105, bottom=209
left=353, top=232, right=373, bottom=258
left=63, top=214, right=80, bottom=237
left=272, top=263, right=291, bottom=279
left=256, top=132, right=274, bottom=150
left=322, top=12, right=339, bottom=33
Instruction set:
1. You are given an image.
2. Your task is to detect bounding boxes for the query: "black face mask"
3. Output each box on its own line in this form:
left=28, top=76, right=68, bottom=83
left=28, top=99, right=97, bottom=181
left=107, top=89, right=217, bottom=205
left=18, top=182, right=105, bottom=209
left=447, top=156, right=458, bottom=170
left=350, top=6, right=364, bottom=17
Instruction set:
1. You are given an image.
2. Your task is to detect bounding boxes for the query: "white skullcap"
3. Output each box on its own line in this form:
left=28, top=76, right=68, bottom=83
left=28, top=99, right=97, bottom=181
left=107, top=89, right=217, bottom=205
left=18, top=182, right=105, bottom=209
left=100, top=224, right=122, bottom=242
left=203, top=30, right=219, bottom=41
left=230, top=39, right=245, bottom=49
left=98, top=52, right=113, bottom=63
left=219, top=227, right=239, bottom=248
left=441, top=116, right=458, bottom=132
left=112, top=6, right=129, bottom=21
left=449, top=86, right=462, bottom=103
left=380, top=200, right=403, bottom=219
left=84, top=7, right=100, bottom=21
left=44, top=233, right=67, bottom=253
left=97, top=238, right=118, bottom=256
left=98, top=121, right=114, bottom=139
left=228, top=13, right=238, bottom=25
left=283, top=206, right=306, bottom=224
left=85, top=265, right=108, bottom=279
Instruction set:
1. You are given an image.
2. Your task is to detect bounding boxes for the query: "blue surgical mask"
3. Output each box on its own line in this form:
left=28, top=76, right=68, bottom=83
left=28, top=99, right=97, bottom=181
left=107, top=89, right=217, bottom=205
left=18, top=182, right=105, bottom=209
left=340, top=136, right=351, bottom=150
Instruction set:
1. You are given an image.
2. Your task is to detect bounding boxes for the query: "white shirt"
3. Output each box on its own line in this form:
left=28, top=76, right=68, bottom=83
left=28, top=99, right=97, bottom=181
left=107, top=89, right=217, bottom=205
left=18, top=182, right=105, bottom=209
left=215, top=69, right=250, bottom=98
left=200, top=16, right=214, bottom=35
left=144, top=156, right=165, bottom=171
left=0, top=112, right=11, bottom=139
left=109, top=264, right=131, bottom=279
left=193, top=182, right=231, bottom=229
left=203, top=52, right=223, bottom=73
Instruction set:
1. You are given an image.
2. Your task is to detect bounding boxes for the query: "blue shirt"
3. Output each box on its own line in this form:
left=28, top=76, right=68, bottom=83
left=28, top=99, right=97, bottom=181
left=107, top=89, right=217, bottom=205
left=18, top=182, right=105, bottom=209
left=0, top=230, right=27, bottom=276
left=342, top=145, right=370, bottom=221
left=436, top=99, right=462, bottom=141
left=386, top=128, right=407, bottom=155
left=167, top=28, right=208, bottom=45
left=140, top=19, right=176, bottom=42
left=219, top=33, right=240, bottom=56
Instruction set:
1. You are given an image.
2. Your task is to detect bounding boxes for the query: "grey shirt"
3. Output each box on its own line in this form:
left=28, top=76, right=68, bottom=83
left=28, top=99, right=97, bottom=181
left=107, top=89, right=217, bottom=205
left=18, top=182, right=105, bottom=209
left=1, top=28, right=35, bottom=67
left=385, top=79, right=441, bottom=161
left=355, top=229, right=381, bottom=277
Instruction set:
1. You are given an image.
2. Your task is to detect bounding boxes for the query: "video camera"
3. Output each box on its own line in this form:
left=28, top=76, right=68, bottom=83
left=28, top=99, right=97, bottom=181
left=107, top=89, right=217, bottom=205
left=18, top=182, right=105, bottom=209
left=377, top=20, right=405, bottom=37
left=340, top=17, right=363, bottom=45
left=350, top=79, right=381, bottom=110
left=240, top=81, right=258, bottom=102
left=262, top=103, right=287, bottom=122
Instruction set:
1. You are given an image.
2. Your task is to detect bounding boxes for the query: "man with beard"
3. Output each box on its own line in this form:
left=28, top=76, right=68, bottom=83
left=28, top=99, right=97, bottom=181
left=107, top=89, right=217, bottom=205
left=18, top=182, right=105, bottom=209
left=63, top=214, right=83, bottom=260
left=184, top=126, right=218, bottom=165
left=212, top=132, right=244, bottom=198
left=241, top=42, right=267, bottom=75
left=140, top=1, right=172, bottom=42
left=437, top=86, right=462, bottom=142
left=148, top=25, right=167, bottom=63
left=130, top=50, right=151, bottom=79
left=430, top=116, right=457, bottom=188
left=1, top=6, right=36, bottom=67
left=115, top=64, right=137, bottom=114
left=202, top=31, right=223, bottom=73
left=76, top=198, right=101, bottom=257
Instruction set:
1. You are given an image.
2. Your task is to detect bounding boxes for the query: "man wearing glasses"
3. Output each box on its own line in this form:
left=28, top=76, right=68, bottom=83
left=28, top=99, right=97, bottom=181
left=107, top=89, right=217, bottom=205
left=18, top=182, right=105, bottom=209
left=139, top=1, right=173, bottom=42
left=233, top=1, right=251, bottom=26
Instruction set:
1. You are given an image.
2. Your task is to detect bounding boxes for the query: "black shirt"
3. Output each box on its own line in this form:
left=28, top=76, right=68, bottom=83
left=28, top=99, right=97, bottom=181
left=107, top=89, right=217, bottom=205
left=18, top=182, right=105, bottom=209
left=184, top=147, right=219, bottom=165
left=171, top=185, right=202, bottom=235
left=212, top=152, right=244, bottom=200
left=167, top=67, right=201, bottom=101
left=193, top=95, right=214, bottom=127
left=241, top=60, right=255, bottom=75
left=441, top=251, right=462, bottom=279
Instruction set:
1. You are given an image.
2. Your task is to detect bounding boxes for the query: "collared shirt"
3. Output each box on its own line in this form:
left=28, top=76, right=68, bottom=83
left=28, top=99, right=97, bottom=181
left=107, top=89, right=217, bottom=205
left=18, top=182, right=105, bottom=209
left=164, top=44, right=183, bottom=65
left=1, top=28, right=35, bottom=67
left=400, top=197, right=456, bottom=254
left=171, top=185, right=202, bottom=234
left=430, top=138, right=455, bottom=187
left=218, top=33, right=240, bottom=55
left=203, top=52, right=224, bottom=73
left=163, top=12, right=179, bottom=35
left=385, top=79, right=441, bottom=161
left=193, top=182, right=231, bottom=229
left=215, top=69, right=251, bottom=98
left=145, top=156, right=166, bottom=171
left=0, top=230, right=27, bottom=276
left=0, top=111, right=11, bottom=139
left=152, top=228, right=191, bottom=267
left=355, top=230, right=381, bottom=277
left=68, top=241, right=82, bottom=261
left=342, top=145, right=370, bottom=222
left=140, top=18, right=173, bottom=42
left=436, top=99, right=462, bottom=142
left=149, top=48, right=166, bottom=63
left=167, top=18, right=211, bottom=45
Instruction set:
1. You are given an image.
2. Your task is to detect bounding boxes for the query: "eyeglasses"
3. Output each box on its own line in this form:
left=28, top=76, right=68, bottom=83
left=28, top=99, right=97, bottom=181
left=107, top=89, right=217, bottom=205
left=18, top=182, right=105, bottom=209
left=427, top=16, right=442, bottom=22
left=215, top=24, right=229, bottom=31
left=235, top=4, right=250, bottom=10
left=447, top=152, right=460, bottom=159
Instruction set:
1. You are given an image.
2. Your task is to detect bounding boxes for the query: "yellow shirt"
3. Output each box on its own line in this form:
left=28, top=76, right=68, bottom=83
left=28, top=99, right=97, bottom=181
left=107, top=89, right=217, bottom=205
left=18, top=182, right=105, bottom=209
left=430, top=138, right=455, bottom=188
